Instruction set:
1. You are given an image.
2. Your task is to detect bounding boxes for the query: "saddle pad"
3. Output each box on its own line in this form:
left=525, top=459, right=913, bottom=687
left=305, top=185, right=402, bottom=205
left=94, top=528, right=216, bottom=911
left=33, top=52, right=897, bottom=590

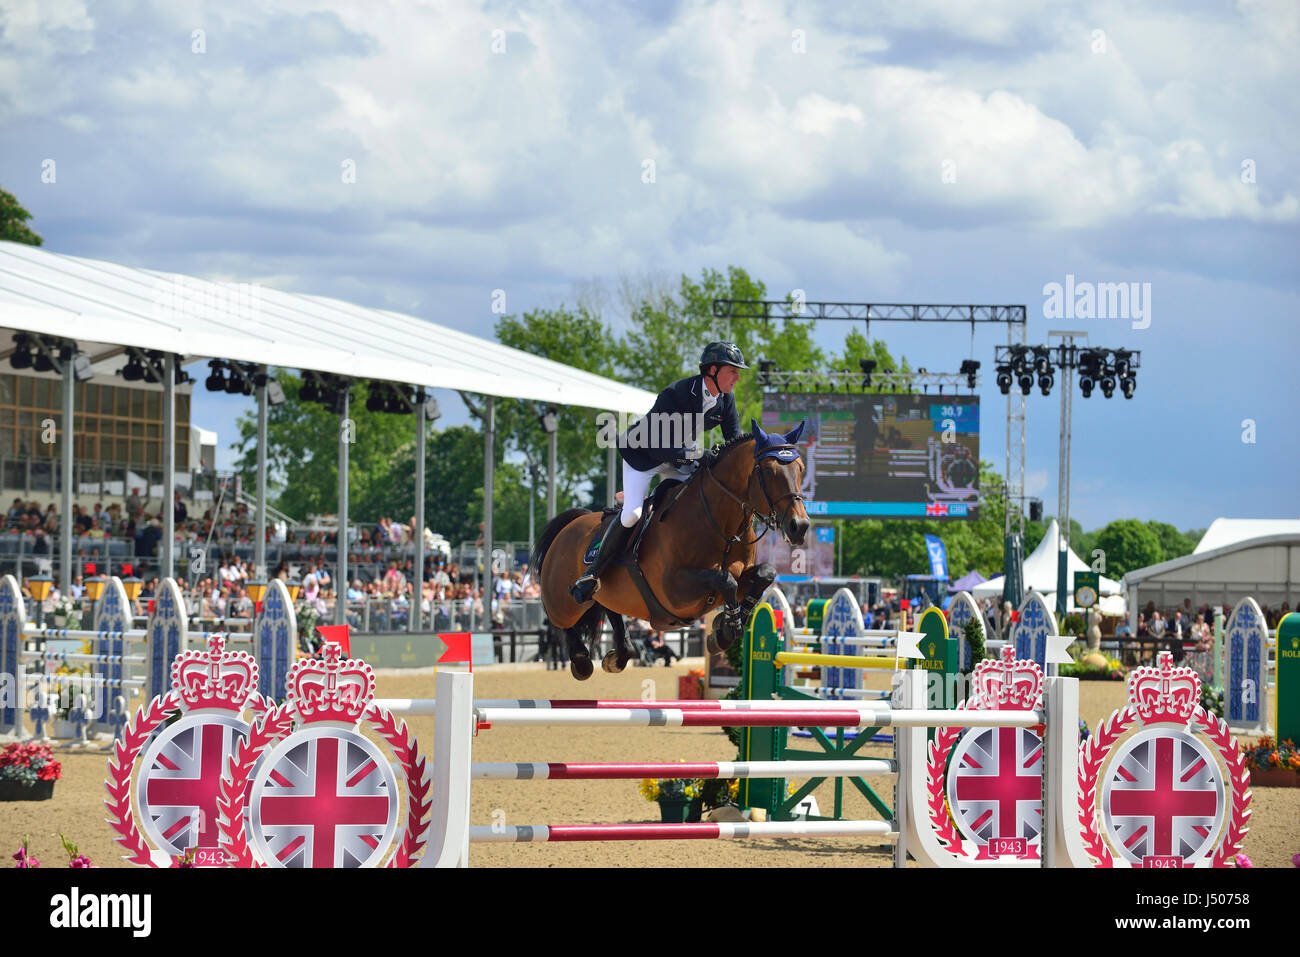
left=583, top=477, right=685, bottom=565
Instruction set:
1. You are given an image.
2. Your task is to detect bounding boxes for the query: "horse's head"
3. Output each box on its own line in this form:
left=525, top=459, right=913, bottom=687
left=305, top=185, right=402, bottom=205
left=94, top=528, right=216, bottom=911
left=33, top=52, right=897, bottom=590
left=749, top=419, right=810, bottom=546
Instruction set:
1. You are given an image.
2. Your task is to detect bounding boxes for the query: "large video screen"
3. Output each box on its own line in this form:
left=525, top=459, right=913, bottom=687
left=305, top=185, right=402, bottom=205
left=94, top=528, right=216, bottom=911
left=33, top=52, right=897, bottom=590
left=762, top=393, right=980, bottom=519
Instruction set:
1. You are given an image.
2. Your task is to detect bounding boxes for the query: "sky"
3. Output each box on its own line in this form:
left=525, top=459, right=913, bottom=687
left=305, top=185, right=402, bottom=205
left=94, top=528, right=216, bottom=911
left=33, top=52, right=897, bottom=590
left=1, top=0, right=1296, bottom=533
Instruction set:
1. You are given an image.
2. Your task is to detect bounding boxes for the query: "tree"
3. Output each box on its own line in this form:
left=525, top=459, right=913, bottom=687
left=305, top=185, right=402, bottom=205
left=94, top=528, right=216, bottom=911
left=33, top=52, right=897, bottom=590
left=231, top=372, right=418, bottom=522
left=0, top=187, right=42, bottom=246
left=492, top=305, right=619, bottom=509
left=1092, top=519, right=1163, bottom=577
left=1146, top=521, right=1196, bottom=563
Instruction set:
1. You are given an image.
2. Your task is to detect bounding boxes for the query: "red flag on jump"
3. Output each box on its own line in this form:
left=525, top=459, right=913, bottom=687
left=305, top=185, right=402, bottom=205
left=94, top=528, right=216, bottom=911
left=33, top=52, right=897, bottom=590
left=438, top=632, right=472, bottom=672
left=316, top=624, right=350, bottom=656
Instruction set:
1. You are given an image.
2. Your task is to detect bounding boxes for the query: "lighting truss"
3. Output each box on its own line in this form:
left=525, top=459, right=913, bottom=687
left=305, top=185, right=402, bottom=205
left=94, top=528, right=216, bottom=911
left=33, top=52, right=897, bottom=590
left=756, top=368, right=976, bottom=393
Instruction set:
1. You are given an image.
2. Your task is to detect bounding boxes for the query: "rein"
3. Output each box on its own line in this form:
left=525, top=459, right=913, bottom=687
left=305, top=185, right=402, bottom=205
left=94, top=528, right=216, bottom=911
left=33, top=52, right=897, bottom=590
left=697, top=443, right=804, bottom=554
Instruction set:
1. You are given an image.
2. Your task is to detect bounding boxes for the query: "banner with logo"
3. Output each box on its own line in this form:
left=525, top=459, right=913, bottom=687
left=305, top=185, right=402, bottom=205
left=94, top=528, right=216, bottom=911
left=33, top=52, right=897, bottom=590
left=924, top=534, right=949, bottom=581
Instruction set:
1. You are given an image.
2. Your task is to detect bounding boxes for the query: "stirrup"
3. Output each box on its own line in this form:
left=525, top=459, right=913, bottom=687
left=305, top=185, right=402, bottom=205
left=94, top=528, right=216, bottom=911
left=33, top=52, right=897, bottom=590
left=570, top=573, right=598, bottom=603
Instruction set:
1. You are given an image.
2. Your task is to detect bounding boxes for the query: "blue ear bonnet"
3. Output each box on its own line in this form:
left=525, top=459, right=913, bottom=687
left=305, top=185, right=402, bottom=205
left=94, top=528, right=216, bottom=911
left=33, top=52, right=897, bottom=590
left=750, top=418, right=807, bottom=463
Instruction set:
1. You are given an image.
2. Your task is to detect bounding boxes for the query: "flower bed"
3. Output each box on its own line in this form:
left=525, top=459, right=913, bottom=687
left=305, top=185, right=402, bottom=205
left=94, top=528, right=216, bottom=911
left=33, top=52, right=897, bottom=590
left=0, top=741, right=62, bottom=798
left=1243, top=736, right=1300, bottom=786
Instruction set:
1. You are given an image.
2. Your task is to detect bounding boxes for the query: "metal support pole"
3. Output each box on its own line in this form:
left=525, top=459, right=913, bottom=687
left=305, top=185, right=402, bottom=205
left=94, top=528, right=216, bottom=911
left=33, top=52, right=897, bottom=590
left=411, top=400, right=426, bottom=633
left=336, top=389, right=350, bottom=625
left=59, top=354, right=74, bottom=593
left=1053, top=334, right=1079, bottom=623
left=527, top=461, right=536, bottom=550
left=255, top=367, right=268, bottom=579
left=547, top=427, right=557, bottom=520
left=606, top=441, right=616, bottom=508
left=163, top=355, right=176, bottom=579
left=483, top=395, right=495, bottom=599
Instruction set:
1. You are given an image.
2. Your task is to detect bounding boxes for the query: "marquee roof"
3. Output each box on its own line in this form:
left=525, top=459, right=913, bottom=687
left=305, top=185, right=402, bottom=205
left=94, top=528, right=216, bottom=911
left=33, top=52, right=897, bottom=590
left=0, top=241, right=656, bottom=412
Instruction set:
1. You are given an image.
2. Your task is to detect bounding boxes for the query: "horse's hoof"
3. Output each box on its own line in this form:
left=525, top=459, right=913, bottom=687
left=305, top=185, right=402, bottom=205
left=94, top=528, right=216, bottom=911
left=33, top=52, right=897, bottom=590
left=706, top=632, right=721, bottom=655
left=570, top=655, right=594, bottom=680
left=601, top=651, right=625, bottom=674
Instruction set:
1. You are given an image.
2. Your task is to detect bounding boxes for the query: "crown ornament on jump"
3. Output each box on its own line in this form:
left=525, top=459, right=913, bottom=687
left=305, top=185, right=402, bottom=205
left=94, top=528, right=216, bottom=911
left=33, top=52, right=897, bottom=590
left=171, top=634, right=261, bottom=713
left=216, top=639, right=430, bottom=869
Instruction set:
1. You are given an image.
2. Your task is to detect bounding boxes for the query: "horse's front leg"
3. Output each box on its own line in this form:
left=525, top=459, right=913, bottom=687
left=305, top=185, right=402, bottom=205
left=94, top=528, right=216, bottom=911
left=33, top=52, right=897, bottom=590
left=705, top=562, right=776, bottom=654
left=734, top=561, right=777, bottom=625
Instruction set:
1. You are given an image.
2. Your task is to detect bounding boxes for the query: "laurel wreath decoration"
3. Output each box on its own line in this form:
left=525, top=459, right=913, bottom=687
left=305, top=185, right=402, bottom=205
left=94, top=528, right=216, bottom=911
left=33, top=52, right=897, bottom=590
left=1197, top=709, right=1252, bottom=867
left=217, top=703, right=428, bottom=868
left=104, top=691, right=183, bottom=867
left=364, top=703, right=431, bottom=868
left=1075, top=705, right=1135, bottom=868
left=216, top=701, right=295, bottom=868
left=1077, top=705, right=1251, bottom=868
left=925, top=723, right=968, bottom=857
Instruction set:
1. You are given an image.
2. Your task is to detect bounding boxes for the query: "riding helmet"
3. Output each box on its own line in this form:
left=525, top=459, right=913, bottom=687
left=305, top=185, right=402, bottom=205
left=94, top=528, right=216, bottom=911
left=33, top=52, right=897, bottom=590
left=699, top=341, right=749, bottom=370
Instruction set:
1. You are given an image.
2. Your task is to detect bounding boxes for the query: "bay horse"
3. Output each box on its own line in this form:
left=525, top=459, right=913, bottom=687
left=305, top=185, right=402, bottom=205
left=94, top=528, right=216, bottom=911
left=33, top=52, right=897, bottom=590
left=534, top=420, right=810, bottom=680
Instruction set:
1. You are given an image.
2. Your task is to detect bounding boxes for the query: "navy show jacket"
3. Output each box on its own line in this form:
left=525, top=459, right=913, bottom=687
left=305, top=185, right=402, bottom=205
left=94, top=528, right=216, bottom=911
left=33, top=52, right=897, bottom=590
left=620, top=375, right=742, bottom=472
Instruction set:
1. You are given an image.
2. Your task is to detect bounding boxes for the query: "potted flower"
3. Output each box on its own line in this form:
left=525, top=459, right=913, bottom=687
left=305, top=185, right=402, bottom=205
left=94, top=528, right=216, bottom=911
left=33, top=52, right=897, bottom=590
left=51, top=594, right=80, bottom=629
left=640, top=776, right=705, bottom=822
left=1243, top=736, right=1300, bottom=787
left=295, top=601, right=320, bottom=652
left=0, top=742, right=62, bottom=801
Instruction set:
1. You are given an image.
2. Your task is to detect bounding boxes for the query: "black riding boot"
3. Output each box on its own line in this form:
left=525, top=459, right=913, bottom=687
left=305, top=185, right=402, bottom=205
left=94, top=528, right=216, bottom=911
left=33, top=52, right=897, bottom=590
left=570, top=521, right=631, bottom=604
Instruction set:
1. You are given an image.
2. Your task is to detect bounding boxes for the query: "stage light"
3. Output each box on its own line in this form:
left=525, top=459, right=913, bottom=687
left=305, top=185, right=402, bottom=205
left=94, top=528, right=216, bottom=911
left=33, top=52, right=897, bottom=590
left=1032, top=346, right=1051, bottom=376
left=960, top=359, right=980, bottom=390
left=300, top=378, right=320, bottom=403
left=1038, top=372, right=1054, bottom=395
left=1018, top=371, right=1034, bottom=395
left=205, top=360, right=226, bottom=391
left=995, top=364, right=1012, bottom=395
left=121, top=355, right=144, bottom=381
left=1120, top=376, right=1136, bottom=399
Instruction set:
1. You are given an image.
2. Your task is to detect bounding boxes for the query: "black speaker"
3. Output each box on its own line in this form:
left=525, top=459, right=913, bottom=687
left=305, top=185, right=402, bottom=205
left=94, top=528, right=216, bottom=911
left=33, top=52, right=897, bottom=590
left=1029, top=500, right=1043, bottom=522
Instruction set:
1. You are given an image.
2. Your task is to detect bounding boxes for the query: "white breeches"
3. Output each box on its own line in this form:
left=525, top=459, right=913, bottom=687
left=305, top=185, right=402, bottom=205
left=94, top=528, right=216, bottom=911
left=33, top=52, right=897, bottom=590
left=621, top=459, right=692, bottom=528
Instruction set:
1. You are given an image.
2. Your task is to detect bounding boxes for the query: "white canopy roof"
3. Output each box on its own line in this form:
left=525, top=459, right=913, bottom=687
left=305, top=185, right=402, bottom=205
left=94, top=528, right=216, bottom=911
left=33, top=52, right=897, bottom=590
left=1194, top=518, right=1300, bottom=554
left=0, top=241, right=656, bottom=412
left=972, top=520, right=1125, bottom=613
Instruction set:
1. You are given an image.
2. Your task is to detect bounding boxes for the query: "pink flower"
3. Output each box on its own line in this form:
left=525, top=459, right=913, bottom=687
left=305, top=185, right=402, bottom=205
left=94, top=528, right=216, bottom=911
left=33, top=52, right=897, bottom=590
left=1292, top=853, right=1300, bottom=868
left=12, top=847, right=39, bottom=868
left=68, top=855, right=95, bottom=868
left=1234, top=852, right=1252, bottom=868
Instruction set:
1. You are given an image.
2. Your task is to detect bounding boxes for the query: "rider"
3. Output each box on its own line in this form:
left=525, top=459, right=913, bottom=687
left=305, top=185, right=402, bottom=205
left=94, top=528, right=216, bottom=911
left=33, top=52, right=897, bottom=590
left=570, top=341, right=748, bottom=603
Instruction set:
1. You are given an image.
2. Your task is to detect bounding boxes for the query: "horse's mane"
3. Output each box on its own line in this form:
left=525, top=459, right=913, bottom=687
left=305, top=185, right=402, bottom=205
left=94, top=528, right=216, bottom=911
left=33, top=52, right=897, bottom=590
left=711, top=430, right=757, bottom=462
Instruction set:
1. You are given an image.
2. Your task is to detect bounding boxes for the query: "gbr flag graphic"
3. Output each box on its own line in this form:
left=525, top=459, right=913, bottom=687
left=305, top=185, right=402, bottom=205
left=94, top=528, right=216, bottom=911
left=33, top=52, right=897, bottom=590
left=247, top=727, right=399, bottom=868
left=946, top=725, right=1043, bottom=855
left=138, top=715, right=249, bottom=856
left=1101, top=728, right=1224, bottom=865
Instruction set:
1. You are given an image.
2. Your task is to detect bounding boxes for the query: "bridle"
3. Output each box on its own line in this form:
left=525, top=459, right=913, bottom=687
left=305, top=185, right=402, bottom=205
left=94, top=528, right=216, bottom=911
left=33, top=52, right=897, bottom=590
left=698, top=444, right=805, bottom=554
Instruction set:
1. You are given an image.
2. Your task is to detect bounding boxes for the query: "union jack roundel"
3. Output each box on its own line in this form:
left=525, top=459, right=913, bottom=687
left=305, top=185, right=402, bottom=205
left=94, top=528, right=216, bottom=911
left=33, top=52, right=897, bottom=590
left=246, top=726, right=399, bottom=868
left=1100, top=727, right=1225, bottom=866
left=946, top=726, right=1043, bottom=851
left=138, top=714, right=250, bottom=856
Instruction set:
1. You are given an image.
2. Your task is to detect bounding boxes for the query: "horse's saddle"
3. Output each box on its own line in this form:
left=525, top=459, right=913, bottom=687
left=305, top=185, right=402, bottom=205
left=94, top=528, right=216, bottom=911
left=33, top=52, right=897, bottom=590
left=581, top=477, right=687, bottom=566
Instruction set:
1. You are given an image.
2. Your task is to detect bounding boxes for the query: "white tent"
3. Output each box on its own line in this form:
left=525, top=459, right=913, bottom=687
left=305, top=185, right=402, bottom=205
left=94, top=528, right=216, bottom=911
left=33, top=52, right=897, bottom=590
left=1194, top=517, right=1300, bottom=554
left=972, top=520, right=1126, bottom=615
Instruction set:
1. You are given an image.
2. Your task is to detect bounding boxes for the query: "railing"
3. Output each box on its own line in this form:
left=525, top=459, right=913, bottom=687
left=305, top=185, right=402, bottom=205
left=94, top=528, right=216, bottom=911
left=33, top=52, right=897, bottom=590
left=1, top=458, right=245, bottom=503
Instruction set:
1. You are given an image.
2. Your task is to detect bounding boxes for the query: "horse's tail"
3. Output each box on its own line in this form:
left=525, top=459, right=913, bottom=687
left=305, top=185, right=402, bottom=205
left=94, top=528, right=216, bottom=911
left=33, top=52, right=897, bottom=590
left=531, top=507, right=591, bottom=575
